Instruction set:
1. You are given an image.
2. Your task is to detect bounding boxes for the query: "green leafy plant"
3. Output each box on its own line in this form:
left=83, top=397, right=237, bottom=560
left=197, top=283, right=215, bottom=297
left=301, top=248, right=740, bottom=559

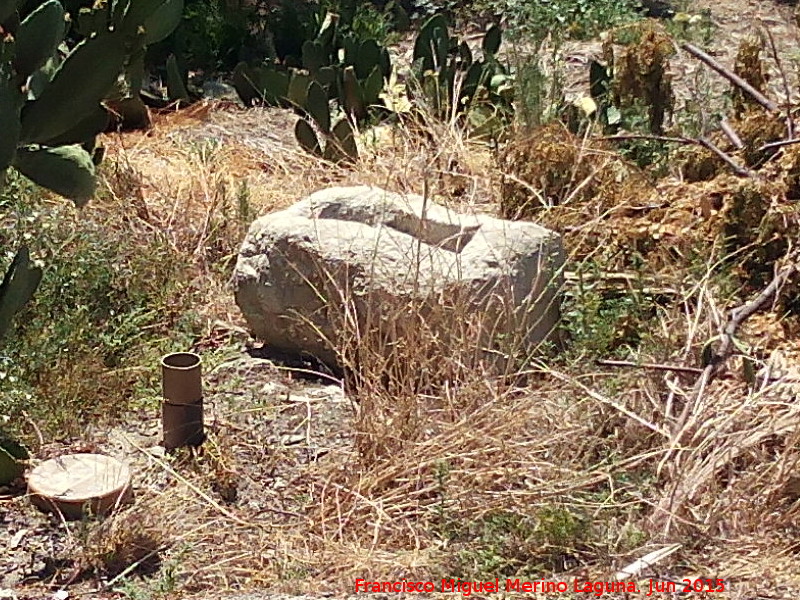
left=325, top=0, right=401, bottom=44
left=493, top=0, right=642, bottom=42
left=169, top=0, right=270, bottom=72
left=665, top=9, right=715, bottom=44
left=0, top=171, right=203, bottom=439
left=0, top=0, right=151, bottom=340
left=0, top=0, right=185, bottom=467
left=585, top=22, right=676, bottom=168
left=441, top=507, right=590, bottom=579
left=561, top=260, right=655, bottom=359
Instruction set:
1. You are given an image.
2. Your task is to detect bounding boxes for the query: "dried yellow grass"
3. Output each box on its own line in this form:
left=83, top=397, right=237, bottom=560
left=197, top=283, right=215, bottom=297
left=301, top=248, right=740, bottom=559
left=68, top=100, right=800, bottom=598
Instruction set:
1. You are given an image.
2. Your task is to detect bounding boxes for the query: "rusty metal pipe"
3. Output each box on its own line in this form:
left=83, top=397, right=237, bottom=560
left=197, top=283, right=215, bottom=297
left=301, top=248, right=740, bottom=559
left=161, top=352, right=204, bottom=449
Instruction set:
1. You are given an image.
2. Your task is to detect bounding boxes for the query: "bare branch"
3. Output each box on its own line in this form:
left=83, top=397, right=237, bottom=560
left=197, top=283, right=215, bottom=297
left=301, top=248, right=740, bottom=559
left=761, top=26, right=794, bottom=137
left=758, top=137, right=800, bottom=152
left=603, top=134, right=697, bottom=145
left=675, top=257, right=799, bottom=436
left=603, top=133, right=753, bottom=177
left=596, top=359, right=704, bottom=375
left=681, top=43, right=779, bottom=112
left=697, top=136, right=754, bottom=177
left=719, top=118, right=744, bottom=149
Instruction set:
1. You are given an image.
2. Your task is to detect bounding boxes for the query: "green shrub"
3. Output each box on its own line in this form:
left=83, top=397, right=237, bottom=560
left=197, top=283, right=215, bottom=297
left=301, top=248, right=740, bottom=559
left=167, top=0, right=271, bottom=72
left=324, top=0, right=396, bottom=45
left=562, top=261, right=655, bottom=359
left=439, top=507, right=590, bottom=578
left=493, top=0, right=643, bottom=41
left=0, top=174, right=200, bottom=439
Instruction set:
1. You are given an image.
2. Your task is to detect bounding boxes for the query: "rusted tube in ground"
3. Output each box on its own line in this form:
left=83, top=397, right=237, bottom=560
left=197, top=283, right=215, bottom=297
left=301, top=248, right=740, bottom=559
left=161, top=352, right=205, bottom=449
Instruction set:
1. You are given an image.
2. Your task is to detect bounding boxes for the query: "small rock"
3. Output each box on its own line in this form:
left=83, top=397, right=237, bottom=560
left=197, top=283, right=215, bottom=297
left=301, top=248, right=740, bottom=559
left=202, top=79, right=239, bottom=101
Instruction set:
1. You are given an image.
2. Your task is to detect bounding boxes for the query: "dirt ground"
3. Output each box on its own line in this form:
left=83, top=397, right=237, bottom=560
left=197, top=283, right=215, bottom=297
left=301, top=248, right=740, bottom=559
left=5, top=0, right=800, bottom=598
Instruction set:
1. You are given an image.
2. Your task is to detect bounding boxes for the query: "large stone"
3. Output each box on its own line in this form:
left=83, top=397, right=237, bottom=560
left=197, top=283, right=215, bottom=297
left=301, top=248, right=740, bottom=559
left=233, top=186, right=564, bottom=369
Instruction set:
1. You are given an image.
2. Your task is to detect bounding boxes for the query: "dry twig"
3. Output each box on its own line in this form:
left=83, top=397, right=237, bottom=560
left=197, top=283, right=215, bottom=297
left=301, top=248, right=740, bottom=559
left=761, top=26, right=794, bottom=137
left=681, top=43, right=779, bottom=112
left=596, top=359, right=703, bottom=375
left=603, top=134, right=697, bottom=145
left=719, top=118, right=744, bottom=149
left=758, top=137, right=800, bottom=152
left=672, top=256, right=799, bottom=440
left=697, top=136, right=754, bottom=178
left=603, top=133, right=753, bottom=177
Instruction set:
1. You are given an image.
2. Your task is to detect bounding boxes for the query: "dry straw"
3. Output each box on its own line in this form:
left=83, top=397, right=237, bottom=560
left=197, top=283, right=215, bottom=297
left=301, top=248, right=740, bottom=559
left=75, top=96, right=800, bottom=594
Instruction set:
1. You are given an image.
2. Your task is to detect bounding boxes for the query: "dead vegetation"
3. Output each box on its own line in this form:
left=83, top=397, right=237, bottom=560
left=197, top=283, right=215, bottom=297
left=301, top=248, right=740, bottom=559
left=7, top=3, right=800, bottom=599
left=72, top=93, right=800, bottom=596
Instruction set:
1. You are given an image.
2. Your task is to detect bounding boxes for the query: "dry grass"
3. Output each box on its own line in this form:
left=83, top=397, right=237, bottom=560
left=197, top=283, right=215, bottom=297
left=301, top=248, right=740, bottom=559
left=1, top=1, right=799, bottom=596
left=42, top=91, right=800, bottom=598
left=13, top=75, right=800, bottom=595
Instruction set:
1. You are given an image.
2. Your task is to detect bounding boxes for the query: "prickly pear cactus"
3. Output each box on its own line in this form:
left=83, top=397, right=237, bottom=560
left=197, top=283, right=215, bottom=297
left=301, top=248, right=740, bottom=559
left=0, top=0, right=184, bottom=201
left=233, top=6, right=391, bottom=134
left=295, top=116, right=359, bottom=163
left=0, top=247, right=42, bottom=339
left=294, top=81, right=358, bottom=163
left=410, top=15, right=511, bottom=128
left=0, top=0, right=183, bottom=338
left=0, top=433, right=28, bottom=486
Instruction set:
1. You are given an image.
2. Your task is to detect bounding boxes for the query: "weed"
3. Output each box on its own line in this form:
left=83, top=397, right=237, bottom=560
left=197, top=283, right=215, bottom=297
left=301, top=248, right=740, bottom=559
left=500, top=123, right=597, bottom=213
left=114, top=553, right=183, bottom=599
left=604, top=22, right=675, bottom=135
left=407, top=0, right=463, bottom=22
left=721, top=179, right=792, bottom=288
left=732, top=37, right=769, bottom=118
left=499, top=0, right=642, bottom=42
left=82, top=507, right=165, bottom=580
left=432, top=460, right=455, bottom=539
left=614, top=102, right=673, bottom=171
left=328, top=0, right=397, bottom=45
left=561, top=264, right=652, bottom=360
left=665, top=9, right=716, bottom=44
left=176, top=0, right=271, bottom=71
left=511, top=44, right=566, bottom=130
left=443, top=506, right=589, bottom=578
left=499, top=122, right=652, bottom=219
left=0, top=168, right=202, bottom=441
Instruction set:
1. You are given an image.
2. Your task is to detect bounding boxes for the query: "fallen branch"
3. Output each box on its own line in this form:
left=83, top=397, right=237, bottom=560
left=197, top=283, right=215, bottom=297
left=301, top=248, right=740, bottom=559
left=762, top=26, right=794, bottom=137
left=603, top=133, right=753, bottom=177
left=595, top=359, right=800, bottom=383
left=719, top=118, right=743, bottom=149
left=603, top=134, right=696, bottom=145
left=758, top=137, right=800, bottom=153
left=697, top=136, right=754, bottom=177
left=681, top=43, right=778, bottom=113
left=547, top=369, right=668, bottom=436
left=656, top=256, right=799, bottom=486
left=674, top=257, right=799, bottom=435
left=563, top=270, right=680, bottom=297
